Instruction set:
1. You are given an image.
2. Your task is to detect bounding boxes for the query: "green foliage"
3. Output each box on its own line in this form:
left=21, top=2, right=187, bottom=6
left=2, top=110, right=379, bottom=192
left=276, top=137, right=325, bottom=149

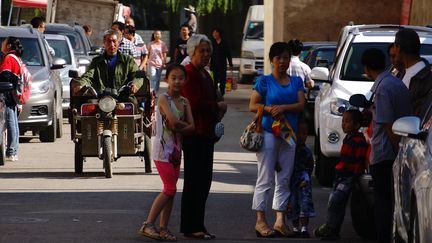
left=161, top=0, right=244, bottom=14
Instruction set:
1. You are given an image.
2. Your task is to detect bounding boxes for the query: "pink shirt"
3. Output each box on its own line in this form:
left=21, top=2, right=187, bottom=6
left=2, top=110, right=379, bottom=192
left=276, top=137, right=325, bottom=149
left=147, top=41, right=168, bottom=68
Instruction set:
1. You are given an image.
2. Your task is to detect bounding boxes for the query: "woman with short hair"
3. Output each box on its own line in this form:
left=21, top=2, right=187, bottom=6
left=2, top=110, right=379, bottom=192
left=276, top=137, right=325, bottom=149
left=180, top=34, right=227, bottom=240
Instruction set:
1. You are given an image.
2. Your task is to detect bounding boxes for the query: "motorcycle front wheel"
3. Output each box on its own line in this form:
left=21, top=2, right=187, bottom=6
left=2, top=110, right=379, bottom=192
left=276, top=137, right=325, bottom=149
left=103, top=136, right=113, bottom=178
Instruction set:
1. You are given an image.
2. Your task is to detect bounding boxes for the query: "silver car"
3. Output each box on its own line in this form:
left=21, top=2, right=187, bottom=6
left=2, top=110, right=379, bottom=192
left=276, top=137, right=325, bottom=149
left=0, top=26, right=65, bottom=142
left=45, top=34, right=89, bottom=114
left=392, top=101, right=432, bottom=242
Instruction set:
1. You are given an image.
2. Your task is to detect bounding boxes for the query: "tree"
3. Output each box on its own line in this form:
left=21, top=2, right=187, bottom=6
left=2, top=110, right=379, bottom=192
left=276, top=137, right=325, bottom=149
left=160, top=0, right=246, bottom=14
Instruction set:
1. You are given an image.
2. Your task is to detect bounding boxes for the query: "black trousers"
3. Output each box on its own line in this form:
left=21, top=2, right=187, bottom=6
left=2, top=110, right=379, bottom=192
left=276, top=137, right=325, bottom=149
left=370, top=160, right=394, bottom=243
left=212, top=67, right=227, bottom=96
left=180, top=135, right=214, bottom=234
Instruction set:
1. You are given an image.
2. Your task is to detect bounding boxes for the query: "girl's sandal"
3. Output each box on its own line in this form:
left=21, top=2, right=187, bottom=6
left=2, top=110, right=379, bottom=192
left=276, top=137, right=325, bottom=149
left=138, top=222, right=162, bottom=240
left=159, top=228, right=177, bottom=242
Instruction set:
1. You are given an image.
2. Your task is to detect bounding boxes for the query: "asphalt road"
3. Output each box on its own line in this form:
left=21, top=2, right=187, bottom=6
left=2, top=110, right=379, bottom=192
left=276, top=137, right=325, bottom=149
left=0, top=83, right=371, bottom=243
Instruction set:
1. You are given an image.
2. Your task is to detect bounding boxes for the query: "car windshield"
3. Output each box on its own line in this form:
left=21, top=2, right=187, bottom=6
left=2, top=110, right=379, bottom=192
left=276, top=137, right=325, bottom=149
left=308, top=48, right=336, bottom=69
left=300, top=46, right=313, bottom=61
left=341, top=42, right=432, bottom=81
left=245, top=21, right=263, bottom=40
left=0, top=37, right=44, bottom=66
left=45, top=30, right=84, bottom=55
left=46, top=39, right=72, bottom=64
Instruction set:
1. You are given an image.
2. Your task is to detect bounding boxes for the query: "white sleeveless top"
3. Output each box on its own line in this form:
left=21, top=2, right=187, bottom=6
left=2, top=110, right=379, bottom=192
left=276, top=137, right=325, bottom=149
left=152, top=93, right=187, bottom=164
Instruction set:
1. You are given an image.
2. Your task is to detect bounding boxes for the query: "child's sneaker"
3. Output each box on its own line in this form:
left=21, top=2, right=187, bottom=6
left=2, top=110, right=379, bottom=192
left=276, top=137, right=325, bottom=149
left=313, top=224, right=340, bottom=240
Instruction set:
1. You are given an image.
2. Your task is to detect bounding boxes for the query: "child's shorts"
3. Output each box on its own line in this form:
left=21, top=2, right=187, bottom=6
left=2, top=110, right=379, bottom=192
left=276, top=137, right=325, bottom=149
left=155, top=161, right=180, bottom=197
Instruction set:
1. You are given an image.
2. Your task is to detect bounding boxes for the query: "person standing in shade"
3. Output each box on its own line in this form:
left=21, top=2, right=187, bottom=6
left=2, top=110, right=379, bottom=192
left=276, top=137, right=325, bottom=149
left=124, top=25, right=148, bottom=71
left=362, top=48, right=412, bottom=243
left=180, top=34, right=227, bottom=240
left=147, top=30, right=168, bottom=95
left=394, top=28, right=432, bottom=117
left=210, top=27, right=233, bottom=97
left=111, top=21, right=138, bottom=59
left=249, top=42, right=305, bottom=238
left=173, top=24, right=190, bottom=64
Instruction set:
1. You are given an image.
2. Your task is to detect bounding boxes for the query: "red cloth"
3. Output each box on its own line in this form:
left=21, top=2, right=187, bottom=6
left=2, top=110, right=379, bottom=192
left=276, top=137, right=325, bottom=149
left=0, top=53, right=20, bottom=76
left=181, top=63, right=218, bottom=137
left=155, top=161, right=180, bottom=197
left=335, top=132, right=368, bottom=175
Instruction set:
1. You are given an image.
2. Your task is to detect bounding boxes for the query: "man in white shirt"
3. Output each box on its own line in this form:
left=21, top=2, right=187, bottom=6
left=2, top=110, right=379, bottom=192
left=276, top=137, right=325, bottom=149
left=394, top=28, right=432, bottom=116
left=287, top=39, right=314, bottom=89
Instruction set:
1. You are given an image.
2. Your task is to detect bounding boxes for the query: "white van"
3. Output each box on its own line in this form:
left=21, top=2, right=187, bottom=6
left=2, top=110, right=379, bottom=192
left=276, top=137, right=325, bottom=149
left=239, top=5, right=264, bottom=83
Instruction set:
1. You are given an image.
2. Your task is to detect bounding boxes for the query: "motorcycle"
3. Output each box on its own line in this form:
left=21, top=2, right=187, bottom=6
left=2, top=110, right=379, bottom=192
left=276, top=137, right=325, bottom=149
left=69, top=70, right=152, bottom=178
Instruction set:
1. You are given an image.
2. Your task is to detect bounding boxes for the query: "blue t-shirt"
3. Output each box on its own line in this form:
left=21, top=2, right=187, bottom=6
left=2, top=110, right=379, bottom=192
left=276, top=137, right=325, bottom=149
left=371, top=71, right=412, bottom=164
left=253, top=74, right=305, bottom=133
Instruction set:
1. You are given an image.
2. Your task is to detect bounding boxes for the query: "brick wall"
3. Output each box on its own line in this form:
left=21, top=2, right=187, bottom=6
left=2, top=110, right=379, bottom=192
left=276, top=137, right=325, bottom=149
left=282, top=0, right=402, bottom=41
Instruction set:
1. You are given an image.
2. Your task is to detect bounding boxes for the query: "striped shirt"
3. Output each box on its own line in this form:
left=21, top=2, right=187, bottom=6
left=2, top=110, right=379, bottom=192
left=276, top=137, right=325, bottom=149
left=335, top=132, right=368, bottom=176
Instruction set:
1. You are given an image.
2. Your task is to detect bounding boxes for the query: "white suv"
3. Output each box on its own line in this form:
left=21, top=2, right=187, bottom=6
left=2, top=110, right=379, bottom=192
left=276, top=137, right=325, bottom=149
left=311, top=25, right=432, bottom=240
left=312, top=25, right=432, bottom=187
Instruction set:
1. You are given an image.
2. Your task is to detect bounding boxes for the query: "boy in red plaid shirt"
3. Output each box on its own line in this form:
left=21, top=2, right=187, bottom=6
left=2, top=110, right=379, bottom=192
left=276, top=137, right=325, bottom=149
left=314, top=109, right=368, bottom=240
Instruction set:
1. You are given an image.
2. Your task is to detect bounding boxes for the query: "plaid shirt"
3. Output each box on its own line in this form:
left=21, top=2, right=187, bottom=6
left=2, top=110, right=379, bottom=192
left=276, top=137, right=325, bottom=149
left=335, top=132, right=368, bottom=176
left=118, top=38, right=139, bottom=59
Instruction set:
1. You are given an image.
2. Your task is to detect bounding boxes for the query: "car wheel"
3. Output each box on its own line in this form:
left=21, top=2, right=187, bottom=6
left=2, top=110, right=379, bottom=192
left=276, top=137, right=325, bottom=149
left=0, top=129, right=6, bottom=166
left=39, top=102, right=57, bottom=143
left=56, top=107, right=63, bottom=138
left=314, top=132, right=337, bottom=187
left=409, top=201, right=420, bottom=243
left=350, top=178, right=377, bottom=240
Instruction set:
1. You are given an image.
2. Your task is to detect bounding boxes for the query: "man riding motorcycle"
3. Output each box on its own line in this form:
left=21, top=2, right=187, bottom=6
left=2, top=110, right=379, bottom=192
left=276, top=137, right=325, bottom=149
left=71, top=29, right=143, bottom=96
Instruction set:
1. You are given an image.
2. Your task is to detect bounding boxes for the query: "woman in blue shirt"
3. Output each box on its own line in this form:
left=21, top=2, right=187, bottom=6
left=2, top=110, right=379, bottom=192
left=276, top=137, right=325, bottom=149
left=249, top=42, right=305, bottom=238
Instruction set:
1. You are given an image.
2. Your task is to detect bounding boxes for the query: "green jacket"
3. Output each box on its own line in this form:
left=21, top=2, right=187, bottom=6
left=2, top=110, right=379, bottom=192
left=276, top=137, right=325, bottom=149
left=78, top=52, right=143, bottom=91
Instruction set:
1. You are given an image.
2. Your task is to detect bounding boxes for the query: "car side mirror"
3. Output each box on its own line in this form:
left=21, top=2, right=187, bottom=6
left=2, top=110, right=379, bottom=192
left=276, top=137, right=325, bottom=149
left=77, top=57, right=91, bottom=66
left=0, top=82, right=13, bottom=93
left=349, top=94, right=371, bottom=108
left=69, top=70, right=79, bottom=79
left=52, top=57, right=66, bottom=69
left=310, top=67, right=330, bottom=83
left=392, top=116, right=427, bottom=140
left=89, top=46, right=102, bottom=55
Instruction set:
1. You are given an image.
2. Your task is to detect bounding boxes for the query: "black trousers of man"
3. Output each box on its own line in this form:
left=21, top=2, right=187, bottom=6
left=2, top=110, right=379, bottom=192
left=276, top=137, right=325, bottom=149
left=180, top=135, right=214, bottom=234
left=370, top=160, right=394, bottom=243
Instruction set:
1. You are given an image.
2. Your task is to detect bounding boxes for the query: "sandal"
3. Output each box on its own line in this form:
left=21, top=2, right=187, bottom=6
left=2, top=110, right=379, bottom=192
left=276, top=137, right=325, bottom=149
left=273, top=224, right=295, bottom=238
left=160, top=228, right=177, bottom=242
left=255, top=222, right=275, bottom=238
left=138, top=222, right=161, bottom=240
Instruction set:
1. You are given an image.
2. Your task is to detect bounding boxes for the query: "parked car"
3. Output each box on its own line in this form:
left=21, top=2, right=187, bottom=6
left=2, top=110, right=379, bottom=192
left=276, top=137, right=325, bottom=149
left=311, top=24, right=432, bottom=240
left=239, top=5, right=264, bottom=83
left=392, top=101, right=432, bottom=243
left=45, top=34, right=83, bottom=116
left=300, top=41, right=336, bottom=62
left=302, top=44, right=337, bottom=133
left=0, top=26, right=65, bottom=142
left=45, top=23, right=97, bottom=74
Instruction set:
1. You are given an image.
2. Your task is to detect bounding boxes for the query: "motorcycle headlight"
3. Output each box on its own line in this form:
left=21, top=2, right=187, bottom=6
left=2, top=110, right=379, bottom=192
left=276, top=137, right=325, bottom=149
left=99, top=96, right=116, bottom=112
left=330, top=98, right=351, bottom=116
left=31, top=80, right=50, bottom=94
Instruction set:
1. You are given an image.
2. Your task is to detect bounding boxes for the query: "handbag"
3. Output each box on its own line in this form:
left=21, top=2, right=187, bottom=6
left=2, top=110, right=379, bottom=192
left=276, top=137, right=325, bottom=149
left=240, top=105, right=264, bottom=151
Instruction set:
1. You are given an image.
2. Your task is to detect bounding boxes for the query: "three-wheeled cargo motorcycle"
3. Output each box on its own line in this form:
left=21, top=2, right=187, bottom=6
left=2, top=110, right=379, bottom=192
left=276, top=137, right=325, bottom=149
left=68, top=70, right=152, bottom=178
